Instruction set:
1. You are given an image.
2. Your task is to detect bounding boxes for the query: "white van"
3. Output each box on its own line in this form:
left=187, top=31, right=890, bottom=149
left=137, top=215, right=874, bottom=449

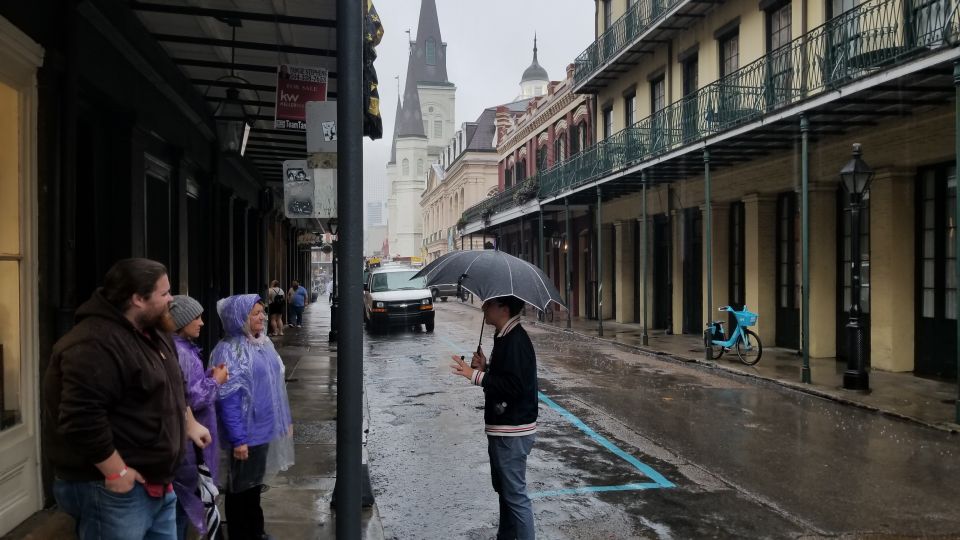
left=363, top=266, right=435, bottom=333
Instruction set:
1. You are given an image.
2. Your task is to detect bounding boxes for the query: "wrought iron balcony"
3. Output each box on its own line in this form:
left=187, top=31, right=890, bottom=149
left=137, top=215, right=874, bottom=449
left=550, top=0, right=959, bottom=196
left=461, top=180, right=532, bottom=226
left=462, top=0, right=959, bottom=226
left=573, top=0, right=713, bottom=92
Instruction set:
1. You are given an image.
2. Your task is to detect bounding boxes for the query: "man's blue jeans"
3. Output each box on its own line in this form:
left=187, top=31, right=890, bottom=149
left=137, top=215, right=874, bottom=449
left=292, top=305, right=304, bottom=326
left=54, top=479, right=177, bottom=540
left=488, top=434, right=536, bottom=540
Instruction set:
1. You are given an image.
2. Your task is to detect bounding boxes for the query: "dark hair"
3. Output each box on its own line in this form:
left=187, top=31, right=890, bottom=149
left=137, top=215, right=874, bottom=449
left=101, top=258, right=168, bottom=311
left=494, top=296, right=525, bottom=317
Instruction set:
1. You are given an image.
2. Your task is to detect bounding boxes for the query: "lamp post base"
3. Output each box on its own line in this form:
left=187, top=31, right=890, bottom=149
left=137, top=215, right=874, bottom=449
left=842, top=369, right=869, bottom=391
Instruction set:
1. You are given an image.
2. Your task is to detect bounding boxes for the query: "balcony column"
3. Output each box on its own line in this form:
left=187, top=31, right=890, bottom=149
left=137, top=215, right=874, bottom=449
left=614, top=220, right=635, bottom=323
left=539, top=209, right=545, bottom=272
left=641, top=173, right=650, bottom=345
left=565, top=197, right=573, bottom=328
left=954, top=61, right=960, bottom=422
left=671, top=207, right=684, bottom=336
left=519, top=214, right=524, bottom=260
left=597, top=186, right=604, bottom=336
left=578, top=228, right=589, bottom=322
left=704, top=149, right=713, bottom=359
left=801, top=114, right=811, bottom=383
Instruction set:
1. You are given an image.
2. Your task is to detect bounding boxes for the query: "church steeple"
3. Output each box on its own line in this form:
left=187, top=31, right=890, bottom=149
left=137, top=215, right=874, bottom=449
left=388, top=95, right=402, bottom=163
left=409, top=0, right=448, bottom=85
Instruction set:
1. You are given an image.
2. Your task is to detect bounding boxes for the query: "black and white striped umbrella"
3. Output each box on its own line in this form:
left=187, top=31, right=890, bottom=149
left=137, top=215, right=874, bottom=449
left=414, top=250, right=566, bottom=312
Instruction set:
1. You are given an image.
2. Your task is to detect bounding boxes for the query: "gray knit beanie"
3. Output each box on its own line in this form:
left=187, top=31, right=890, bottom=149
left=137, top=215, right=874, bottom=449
left=170, top=295, right=204, bottom=331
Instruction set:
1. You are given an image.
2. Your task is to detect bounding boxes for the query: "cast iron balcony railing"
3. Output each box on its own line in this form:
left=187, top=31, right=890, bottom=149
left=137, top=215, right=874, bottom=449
left=545, top=0, right=960, bottom=197
left=574, top=0, right=689, bottom=89
left=462, top=0, right=959, bottom=226
left=462, top=180, right=531, bottom=226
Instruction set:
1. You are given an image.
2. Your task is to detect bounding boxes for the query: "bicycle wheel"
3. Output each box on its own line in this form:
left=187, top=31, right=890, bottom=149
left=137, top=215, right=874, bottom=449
left=704, top=330, right=725, bottom=359
left=736, top=329, right=763, bottom=365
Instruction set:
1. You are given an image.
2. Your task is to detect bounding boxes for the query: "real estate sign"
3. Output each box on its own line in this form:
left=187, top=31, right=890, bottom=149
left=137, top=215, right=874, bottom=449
left=275, top=64, right=328, bottom=130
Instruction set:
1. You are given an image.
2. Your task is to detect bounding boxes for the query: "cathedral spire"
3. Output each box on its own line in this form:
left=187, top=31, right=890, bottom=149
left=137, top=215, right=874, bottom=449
left=409, top=0, right=448, bottom=85
left=388, top=96, right=403, bottom=163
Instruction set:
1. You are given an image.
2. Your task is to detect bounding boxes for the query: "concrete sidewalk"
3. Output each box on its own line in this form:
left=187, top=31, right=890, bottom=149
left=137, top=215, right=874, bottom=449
left=4, top=301, right=384, bottom=540
left=531, top=308, right=960, bottom=432
left=456, top=296, right=960, bottom=432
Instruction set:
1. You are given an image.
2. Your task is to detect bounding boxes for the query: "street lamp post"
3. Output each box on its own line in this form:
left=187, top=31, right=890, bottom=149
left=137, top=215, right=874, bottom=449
left=840, top=143, right=874, bottom=391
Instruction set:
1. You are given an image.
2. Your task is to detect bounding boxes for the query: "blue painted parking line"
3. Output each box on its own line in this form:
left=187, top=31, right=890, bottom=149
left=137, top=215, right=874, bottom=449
left=436, top=333, right=674, bottom=496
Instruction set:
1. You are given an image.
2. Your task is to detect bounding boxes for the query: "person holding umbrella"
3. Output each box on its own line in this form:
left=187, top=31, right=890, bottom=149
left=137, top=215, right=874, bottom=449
left=450, top=295, right=539, bottom=540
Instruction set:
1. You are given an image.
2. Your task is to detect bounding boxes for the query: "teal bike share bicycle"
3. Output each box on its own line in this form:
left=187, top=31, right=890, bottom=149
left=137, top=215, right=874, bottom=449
left=704, top=306, right=763, bottom=365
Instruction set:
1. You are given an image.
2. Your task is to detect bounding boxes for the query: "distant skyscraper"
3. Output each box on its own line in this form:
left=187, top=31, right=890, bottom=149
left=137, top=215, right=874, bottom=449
left=367, top=201, right=385, bottom=226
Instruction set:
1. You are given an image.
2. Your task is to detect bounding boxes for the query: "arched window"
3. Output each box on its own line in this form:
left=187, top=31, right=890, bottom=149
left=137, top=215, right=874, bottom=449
left=505, top=167, right=513, bottom=188
left=402, top=158, right=409, bottom=176
left=417, top=159, right=424, bottom=176
left=426, top=38, right=436, bottom=65
left=554, top=136, right=566, bottom=164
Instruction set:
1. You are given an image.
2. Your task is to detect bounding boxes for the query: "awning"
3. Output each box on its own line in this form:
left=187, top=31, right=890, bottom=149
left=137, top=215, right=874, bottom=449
left=131, top=0, right=337, bottom=185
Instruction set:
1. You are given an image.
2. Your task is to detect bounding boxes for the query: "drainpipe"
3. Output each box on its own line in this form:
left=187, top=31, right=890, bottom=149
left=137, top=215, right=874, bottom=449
left=566, top=197, right=573, bottom=329
left=597, top=186, right=603, bottom=337
left=642, top=171, right=649, bottom=346
left=704, top=149, right=713, bottom=360
left=801, top=114, right=812, bottom=384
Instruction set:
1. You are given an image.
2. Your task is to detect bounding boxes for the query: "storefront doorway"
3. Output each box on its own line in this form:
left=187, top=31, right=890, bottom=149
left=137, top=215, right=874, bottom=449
left=0, top=17, right=43, bottom=535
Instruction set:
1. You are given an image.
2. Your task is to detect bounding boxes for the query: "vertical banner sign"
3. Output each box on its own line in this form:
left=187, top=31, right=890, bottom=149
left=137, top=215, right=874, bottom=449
left=275, top=65, right=329, bottom=130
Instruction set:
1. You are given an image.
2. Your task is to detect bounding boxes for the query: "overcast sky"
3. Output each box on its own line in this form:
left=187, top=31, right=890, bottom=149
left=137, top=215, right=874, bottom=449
left=362, top=0, right=596, bottom=206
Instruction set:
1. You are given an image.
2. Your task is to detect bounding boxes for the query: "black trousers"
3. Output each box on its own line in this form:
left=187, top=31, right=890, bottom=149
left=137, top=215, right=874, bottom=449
left=225, top=486, right=263, bottom=540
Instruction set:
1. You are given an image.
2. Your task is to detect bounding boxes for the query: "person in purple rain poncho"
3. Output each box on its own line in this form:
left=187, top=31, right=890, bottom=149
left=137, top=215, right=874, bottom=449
left=169, top=295, right=228, bottom=539
left=213, top=294, right=294, bottom=540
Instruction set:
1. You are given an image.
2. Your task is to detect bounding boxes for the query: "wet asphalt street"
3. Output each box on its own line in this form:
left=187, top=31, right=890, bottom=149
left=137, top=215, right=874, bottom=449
left=364, top=300, right=960, bottom=539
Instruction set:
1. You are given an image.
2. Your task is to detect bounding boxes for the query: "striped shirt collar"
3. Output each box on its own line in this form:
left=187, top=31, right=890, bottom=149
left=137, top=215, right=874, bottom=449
left=496, top=314, right=522, bottom=338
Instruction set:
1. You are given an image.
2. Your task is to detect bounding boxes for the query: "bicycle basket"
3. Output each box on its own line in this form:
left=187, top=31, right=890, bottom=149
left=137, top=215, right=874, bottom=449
left=735, top=309, right=758, bottom=327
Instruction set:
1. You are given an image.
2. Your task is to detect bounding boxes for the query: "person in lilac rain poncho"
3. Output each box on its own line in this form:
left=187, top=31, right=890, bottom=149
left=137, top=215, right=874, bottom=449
left=169, top=295, right=228, bottom=539
left=213, top=294, right=293, bottom=540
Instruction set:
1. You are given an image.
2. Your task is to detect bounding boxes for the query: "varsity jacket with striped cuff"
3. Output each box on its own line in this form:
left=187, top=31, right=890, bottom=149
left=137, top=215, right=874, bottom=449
left=472, top=315, right=538, bottom=436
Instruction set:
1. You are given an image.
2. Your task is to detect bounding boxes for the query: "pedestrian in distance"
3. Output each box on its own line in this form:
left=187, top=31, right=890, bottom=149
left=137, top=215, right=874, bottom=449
left=325, top=279, right=334, bottom=304
left=266, top=280, right=285, bottom=337
left=169, top=295, right=229, bottom=540
left=450, top=296, right=539, bottom=540
left=214, top=295, right=294, bottom=540
left=287, top=280, right=309, bottom=327
left=43, top=258, right=213, bottom=540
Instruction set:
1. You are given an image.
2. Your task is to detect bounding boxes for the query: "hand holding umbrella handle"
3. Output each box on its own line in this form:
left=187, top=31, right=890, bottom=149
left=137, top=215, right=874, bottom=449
left=470, top=348, right=486, bottom=371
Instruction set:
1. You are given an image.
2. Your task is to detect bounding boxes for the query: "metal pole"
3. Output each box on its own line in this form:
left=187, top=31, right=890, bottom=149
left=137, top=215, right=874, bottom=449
left=801, top=115, right=812, bottom=383
left=597, top=186, right=603, bottom=337
left=642, top=172, right=649, bottom=346
left=335, top=0, right=363, bottom=534
left=704, top=149, right=712, bottom=360
left=565, top=197, right=572, bottom=329
left=955, top=61, right=960, bottom=422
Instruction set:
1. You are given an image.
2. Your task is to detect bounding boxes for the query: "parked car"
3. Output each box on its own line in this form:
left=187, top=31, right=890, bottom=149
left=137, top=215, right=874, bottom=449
left=364, top=266, right=435, bottom=333
left=430, top=283, right=462, bottom=301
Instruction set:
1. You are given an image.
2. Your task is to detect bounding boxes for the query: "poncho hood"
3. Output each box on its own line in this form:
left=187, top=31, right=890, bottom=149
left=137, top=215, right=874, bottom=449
left=216, top=294, right=261, bottom=337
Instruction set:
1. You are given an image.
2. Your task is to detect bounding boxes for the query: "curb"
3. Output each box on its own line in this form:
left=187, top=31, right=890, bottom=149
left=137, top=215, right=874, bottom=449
left=513, top=314, right=960, bottom=435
